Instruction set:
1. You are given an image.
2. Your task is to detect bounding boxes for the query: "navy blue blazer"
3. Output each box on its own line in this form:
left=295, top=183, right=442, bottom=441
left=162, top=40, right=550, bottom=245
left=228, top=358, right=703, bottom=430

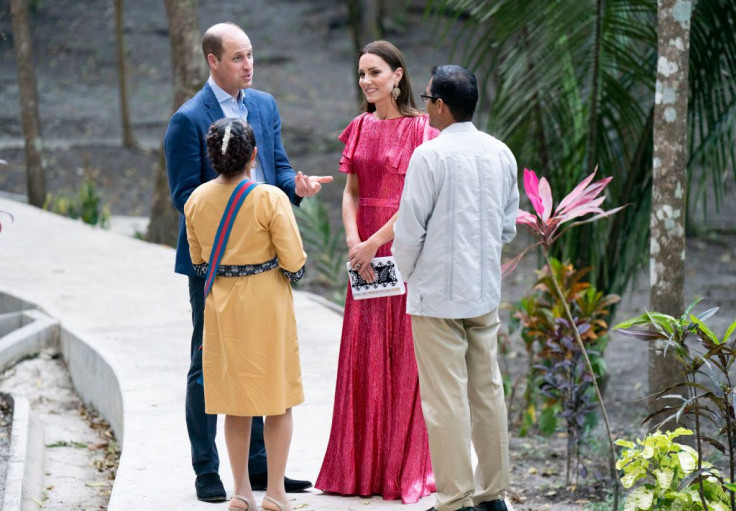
left=164, top=83, right=301, bottom=276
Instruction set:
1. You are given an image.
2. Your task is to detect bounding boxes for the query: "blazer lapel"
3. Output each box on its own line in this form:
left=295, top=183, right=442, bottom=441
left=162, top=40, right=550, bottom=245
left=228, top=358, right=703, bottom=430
left=203, top=83, right=224, bottom=123
left=243, top=90, right=270, bottom=181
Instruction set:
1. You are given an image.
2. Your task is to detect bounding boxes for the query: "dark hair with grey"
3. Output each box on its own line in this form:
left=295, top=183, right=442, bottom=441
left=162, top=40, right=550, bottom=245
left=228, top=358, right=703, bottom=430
left=359, top=40, right=419, bottom=117
left=206, top=118, right=256, bottom=177
left=429, top=65, right=478, bottom=122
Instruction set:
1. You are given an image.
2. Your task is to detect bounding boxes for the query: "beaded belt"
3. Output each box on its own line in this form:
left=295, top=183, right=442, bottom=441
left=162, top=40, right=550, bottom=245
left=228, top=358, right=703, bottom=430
left=194, top=256, right=304, bottom=282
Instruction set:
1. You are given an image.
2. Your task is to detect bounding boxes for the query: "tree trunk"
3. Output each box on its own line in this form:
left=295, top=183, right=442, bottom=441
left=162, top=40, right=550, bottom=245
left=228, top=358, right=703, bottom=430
left=145, top=0, right=205, bottom=245
left=347, top=0, right=364, bottom=107
left=648, top=0, right=692, bottom=420
left=361, top=0, right=385, bottom=41
left=346, top=0, right=388, bottom=108
left=10, top=0, right=46, bottom=208
left=115, top=0, right=138, bottom=149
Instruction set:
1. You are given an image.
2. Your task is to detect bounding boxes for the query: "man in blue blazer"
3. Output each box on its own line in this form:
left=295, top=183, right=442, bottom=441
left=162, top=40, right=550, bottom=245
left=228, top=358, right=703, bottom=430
left=164, top=22, right=330, bottom=503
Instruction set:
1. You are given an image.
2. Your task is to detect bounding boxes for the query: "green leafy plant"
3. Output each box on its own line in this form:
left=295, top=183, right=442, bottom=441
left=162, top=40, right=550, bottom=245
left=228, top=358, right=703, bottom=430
left=504, top=167, right=626, bottom=505
left=509, top=258, right=618, bottom=438
left=537, top=314, right=601, bottom=486
left=292, top=196, right=346, bottom=305
left=509, top=258, right=619, bottom=485
left=44, top=176, right=110, bottom=228
left=616, top=428, right=733, bottom=510
left=615, top=299, right=736, bottom=509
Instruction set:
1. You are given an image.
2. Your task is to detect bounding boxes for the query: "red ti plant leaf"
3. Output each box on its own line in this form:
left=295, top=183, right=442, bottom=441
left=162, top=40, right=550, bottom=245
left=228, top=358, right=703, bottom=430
left=503, top=167, right=626, bottom=274
left=523, top=168, right=545, bottom=218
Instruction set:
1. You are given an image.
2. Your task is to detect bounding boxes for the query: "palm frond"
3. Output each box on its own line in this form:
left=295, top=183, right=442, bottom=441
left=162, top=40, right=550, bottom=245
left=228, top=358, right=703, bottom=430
left=428, top=0, right=733, bottom=298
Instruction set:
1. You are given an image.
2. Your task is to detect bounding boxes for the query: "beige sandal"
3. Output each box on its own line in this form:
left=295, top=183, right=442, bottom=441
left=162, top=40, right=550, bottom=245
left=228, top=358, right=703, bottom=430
left=261, top=495, right=292, bottom=511
left=229, top=494, right=254, bottom=511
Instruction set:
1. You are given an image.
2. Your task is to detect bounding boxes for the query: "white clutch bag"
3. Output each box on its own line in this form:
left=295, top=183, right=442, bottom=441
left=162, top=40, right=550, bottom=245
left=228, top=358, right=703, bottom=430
left=346, top=256, right=406, bottom=300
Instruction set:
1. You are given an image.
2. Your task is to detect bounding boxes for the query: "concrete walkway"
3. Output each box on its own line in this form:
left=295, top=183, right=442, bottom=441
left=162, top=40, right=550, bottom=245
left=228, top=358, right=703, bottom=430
left=0, top=198, right=435, bottom=510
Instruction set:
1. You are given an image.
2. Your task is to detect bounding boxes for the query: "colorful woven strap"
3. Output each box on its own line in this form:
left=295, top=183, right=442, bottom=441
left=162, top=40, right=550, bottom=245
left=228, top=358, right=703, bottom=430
left=203, top=180, right=258, bottom=298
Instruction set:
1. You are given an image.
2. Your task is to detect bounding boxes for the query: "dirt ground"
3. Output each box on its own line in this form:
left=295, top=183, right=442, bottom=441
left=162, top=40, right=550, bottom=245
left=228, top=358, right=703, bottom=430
left=1, top=0, right=735, bottom=509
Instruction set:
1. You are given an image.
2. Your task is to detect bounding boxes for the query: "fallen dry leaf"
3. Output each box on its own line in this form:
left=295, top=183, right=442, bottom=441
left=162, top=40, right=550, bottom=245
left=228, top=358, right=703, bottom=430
left=85, top=482, right=110, bottom=487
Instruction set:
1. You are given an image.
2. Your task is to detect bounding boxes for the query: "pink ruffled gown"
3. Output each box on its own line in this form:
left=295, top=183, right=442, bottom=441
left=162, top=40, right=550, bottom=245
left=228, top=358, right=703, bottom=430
left=316, top=112, right=437, bottom=504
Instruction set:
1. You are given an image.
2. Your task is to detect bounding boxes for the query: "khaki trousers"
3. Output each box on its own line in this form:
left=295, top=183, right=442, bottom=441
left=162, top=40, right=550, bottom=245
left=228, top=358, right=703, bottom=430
left=411, top=309, right=509, bottom=511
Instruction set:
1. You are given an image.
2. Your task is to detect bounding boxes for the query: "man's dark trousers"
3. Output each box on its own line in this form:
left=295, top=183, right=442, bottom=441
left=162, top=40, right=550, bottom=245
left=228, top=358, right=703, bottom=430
left=187, top=276, right=267, bottom=476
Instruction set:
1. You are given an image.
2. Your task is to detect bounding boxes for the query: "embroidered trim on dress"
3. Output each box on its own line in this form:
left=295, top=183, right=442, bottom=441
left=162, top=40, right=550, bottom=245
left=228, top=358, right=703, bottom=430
left=193, top=257, right=305, bottom=282
left=280, top=266, right=305, bottom=282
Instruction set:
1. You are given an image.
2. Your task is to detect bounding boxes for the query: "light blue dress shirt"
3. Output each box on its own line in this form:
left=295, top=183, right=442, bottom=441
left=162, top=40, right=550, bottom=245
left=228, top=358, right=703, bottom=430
left=207, top=77, right=265, bottom=183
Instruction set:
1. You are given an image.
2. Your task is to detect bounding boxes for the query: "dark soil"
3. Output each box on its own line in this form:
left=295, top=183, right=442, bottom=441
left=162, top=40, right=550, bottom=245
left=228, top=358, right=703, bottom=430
left=1, top=1, right=735, bottom=509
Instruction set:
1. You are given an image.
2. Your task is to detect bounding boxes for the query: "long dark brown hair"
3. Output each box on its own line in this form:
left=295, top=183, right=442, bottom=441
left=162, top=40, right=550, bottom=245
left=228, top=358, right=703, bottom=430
left=360, top=40, right=420, bottom=117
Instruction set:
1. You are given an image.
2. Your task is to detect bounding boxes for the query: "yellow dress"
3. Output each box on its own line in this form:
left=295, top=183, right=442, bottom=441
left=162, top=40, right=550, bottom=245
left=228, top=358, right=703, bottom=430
left=184, top=182, right=306, bottom=416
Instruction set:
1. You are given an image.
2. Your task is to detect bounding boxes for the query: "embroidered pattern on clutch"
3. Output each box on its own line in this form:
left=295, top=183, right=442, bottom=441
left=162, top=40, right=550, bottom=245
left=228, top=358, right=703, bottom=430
left=348, top=260, right=399, bottom=290
left=346, top=256, right=406, bottom=300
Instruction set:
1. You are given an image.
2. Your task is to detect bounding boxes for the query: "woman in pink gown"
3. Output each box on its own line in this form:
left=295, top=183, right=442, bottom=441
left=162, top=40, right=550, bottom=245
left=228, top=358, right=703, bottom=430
left=315, top=40, right=437, bottom=504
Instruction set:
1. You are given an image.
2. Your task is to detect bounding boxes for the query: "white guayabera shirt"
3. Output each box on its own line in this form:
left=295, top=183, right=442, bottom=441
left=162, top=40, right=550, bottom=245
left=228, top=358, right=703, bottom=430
left=392, top=122, right=519, bottom=319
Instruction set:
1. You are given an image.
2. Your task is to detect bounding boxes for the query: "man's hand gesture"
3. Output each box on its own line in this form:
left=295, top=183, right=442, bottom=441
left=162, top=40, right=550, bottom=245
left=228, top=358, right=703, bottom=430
left=295, top=171, right=333, bottom=198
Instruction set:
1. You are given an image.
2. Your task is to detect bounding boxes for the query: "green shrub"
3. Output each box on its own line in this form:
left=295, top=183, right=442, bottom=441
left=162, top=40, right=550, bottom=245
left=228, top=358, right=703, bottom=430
left=615, top=299, right=736, bottom=509
left=508, top=258, right=619, bottom=436
left=616, top=428, right=733, bottom=510
left=44, top=176, right=110, bottom=228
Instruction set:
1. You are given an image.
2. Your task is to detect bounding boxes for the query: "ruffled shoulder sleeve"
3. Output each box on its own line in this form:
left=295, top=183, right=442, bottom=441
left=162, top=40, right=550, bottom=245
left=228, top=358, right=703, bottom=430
left=390, top=114, right=439, bottom=175
left=415, top=114, right=439, bottom=144
left=338, top=113, right=370, bottom=174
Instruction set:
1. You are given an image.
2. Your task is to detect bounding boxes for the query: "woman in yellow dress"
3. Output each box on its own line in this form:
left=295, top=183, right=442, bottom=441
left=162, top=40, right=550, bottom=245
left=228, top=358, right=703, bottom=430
left=184, top=118, right=306, bottom=511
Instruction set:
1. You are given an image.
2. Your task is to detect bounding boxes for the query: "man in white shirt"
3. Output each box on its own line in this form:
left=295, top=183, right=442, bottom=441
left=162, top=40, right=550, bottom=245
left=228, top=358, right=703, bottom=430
left=393, top=65, right=519, bottom=511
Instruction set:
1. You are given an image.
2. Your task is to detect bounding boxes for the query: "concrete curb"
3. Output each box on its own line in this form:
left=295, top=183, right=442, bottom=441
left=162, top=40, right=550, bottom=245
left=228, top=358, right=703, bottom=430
left=0, top=296, right=122, bottom=511
left=1, top=393, right=29, bottom=511
left=0, top=303, right=59, bottom=511
left=0, top=293, right=124, bottom=455
left=0, top=309, right=60, bottom=372
left=60, top=327, right=124, bottom=443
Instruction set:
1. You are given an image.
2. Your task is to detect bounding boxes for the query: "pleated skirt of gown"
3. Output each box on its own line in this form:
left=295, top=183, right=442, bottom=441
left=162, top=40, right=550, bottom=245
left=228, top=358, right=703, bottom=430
left=315, top=286, right=435, bottom=504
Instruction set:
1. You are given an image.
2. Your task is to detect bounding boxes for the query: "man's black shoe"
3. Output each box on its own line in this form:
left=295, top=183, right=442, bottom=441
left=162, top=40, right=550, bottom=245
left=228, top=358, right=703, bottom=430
left=477, top=499, right=508, bottom=511
left=249, top=471, right=313, bottom=492
left=427, top=507, right=476, bottom=511
left=195, top=473, right=227, bottom=502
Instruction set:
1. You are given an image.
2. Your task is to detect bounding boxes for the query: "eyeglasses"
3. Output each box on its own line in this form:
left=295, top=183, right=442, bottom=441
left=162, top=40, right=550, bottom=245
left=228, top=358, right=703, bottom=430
left=420, top=93, right=440, bottom=103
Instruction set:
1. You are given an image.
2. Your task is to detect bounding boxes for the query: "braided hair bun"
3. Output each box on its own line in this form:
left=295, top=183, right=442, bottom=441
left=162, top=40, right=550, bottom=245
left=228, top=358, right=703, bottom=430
left=206, top=118, right=257, bottom=177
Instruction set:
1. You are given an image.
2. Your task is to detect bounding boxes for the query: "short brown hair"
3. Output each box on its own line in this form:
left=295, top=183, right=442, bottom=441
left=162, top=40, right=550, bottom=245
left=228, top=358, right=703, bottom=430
left=201, top=22, right=241, bottom=62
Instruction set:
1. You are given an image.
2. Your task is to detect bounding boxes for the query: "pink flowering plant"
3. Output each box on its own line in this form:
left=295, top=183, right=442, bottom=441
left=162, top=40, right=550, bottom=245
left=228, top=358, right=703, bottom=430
left=503, top=167, right=626, bottom=276
left=504, top=167, right=626, bottom=496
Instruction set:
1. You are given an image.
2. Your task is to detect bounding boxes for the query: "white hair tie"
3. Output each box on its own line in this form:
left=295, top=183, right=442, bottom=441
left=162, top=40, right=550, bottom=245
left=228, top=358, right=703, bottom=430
left=221, top=123, right=232, bottom=155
